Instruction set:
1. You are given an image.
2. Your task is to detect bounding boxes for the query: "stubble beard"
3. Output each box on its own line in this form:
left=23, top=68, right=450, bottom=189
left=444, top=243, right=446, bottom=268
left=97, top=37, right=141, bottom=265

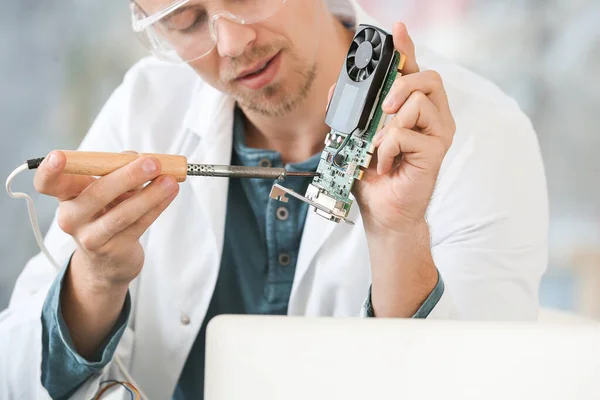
left=221, top=45, right=317, bottom=118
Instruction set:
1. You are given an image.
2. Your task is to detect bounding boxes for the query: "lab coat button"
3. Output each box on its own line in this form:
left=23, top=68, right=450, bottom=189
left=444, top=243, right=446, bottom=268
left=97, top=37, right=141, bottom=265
left=180, top=315, right=191, bottom=325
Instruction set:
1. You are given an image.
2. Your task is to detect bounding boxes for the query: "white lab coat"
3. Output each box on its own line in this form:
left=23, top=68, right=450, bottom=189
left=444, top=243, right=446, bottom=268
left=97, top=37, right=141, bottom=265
left=0, top=47, right=548, bottom=399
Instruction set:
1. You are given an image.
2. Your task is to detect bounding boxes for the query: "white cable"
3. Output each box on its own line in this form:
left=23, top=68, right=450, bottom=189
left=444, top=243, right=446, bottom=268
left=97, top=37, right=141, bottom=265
left=6, top=164, right=151, bottom=400
left=5, top=164, right=61, bottom=271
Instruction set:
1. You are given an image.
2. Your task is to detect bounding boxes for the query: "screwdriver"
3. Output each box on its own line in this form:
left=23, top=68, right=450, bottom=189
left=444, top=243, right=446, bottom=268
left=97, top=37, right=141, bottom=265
left=26, top=151, right=320, bottom=181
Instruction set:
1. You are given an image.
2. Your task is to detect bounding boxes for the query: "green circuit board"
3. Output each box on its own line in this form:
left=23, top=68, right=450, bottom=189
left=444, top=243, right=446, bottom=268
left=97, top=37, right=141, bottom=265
left=309, top=51, right=402, bottom=215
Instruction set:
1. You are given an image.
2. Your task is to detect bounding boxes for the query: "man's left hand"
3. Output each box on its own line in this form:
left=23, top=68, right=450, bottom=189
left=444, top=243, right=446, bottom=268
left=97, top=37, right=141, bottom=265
left=354, top=22, right=455, bottom=235
left=353, top=22, right=455, bottom=317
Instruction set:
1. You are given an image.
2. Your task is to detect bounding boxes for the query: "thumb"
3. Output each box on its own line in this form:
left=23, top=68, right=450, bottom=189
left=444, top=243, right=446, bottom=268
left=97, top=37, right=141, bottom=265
left=326, top=83, right=336, bottom=111
left=392, top=22, right=419, bottom=74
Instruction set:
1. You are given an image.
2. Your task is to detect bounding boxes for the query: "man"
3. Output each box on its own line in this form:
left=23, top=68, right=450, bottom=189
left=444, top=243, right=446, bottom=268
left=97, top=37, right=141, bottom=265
left=0, top=0, right=548, bottom=398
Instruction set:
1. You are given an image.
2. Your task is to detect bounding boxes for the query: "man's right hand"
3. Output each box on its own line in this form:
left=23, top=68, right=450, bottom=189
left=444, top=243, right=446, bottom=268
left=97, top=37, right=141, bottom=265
left=34, top=150, right=179, bottom=358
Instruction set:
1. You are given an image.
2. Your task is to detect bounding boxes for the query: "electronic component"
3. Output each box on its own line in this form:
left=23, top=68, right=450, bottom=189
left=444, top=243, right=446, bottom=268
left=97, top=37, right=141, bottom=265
left=270, top=24, right=406, bottom=224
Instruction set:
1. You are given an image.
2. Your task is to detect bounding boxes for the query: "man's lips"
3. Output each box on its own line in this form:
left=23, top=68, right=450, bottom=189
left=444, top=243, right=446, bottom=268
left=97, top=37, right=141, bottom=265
left=235, top=52, right=279, bottom=80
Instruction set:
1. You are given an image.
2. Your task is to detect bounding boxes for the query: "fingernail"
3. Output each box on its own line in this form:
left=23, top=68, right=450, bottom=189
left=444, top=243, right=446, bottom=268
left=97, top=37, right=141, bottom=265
left=382, top=96, right=395, bottom=110
left=47, top=153, right=59, bottom=169
left=161, top=176, right=176, bottom=191
left=142, top=158, right=158, bottom=175
left=374, top=130, right=384, bottom=142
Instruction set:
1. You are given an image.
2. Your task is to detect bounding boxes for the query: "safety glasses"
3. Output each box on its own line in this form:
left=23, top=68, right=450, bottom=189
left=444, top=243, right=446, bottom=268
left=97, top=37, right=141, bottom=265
left=130, top=0, right=288, bottom=63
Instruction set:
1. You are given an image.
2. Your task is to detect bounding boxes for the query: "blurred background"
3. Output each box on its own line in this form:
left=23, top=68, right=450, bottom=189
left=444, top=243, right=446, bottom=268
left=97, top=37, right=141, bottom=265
left=1, top=0, right=599, bottom=316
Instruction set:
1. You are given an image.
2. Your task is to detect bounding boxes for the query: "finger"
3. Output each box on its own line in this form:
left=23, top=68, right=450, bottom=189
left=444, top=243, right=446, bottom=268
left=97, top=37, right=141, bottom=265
left=94, top=189, right=178, bottom=257
left=382, top=70, right=450, bottom=117
left=392, top=91, right=447, bottom=138
left=374, top=100, right=441, bottom=146
left=393, top=22, right=419, bottom=75
left=105, top=189, right=142, bottom=212
left=61, top=186, right=148, bottom=235
left=118, top=181, right=179, bottom=240
left=104, top=151, right=145, bottom=210
left=326, top=83, right=336, bottom=109
left=77, top=175, right=178, bottom=251
left=72, top=156, right=163, bottom=222
left=33, top=151, right=96, bottom=201
left=376, top=127, right=444, bottom=175
left=120, top=151, right=145, bottom=197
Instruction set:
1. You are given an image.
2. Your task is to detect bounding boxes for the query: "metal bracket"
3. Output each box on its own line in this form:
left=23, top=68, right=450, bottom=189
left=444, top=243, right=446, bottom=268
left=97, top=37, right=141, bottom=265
left=269, top=183, right=354, bottom=225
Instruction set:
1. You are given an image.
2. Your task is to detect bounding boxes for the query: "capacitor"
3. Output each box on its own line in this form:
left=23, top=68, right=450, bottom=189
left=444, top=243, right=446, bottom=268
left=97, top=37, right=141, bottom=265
left=334, top=153, right=345, bottom=165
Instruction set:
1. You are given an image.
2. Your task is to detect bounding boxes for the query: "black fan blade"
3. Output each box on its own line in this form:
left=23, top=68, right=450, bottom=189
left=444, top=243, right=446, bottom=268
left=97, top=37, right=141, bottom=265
left=371, top=50, right=381, bottom=61
left=370, top=59, right=378, bottom=72
left=372, top=44, right=381, bottom=60
left=359, top=68, right=367, bottom=81
left=348, top=48, right=357, bottom=58
left=354, top=34, right=365, bottom=45
left=364, top=28, right=374, bottom=42
left=371, top=31, right=381, bottom=47
left=348, top=65, right=358, bottom=79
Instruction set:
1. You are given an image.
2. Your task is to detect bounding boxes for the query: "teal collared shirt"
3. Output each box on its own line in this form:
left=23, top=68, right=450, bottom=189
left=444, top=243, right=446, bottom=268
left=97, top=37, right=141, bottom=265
left=40, top=107, right=444, bottom=399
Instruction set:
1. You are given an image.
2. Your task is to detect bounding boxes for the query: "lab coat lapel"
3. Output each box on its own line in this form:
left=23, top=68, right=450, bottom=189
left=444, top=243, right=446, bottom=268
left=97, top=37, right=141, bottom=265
left=289, top=196, right=361, bottom=313
left=130, top=85, right=236, bottom=399
left=294, top=210, right=336, bottom=287
left=187, top=86, right=235, bottom=255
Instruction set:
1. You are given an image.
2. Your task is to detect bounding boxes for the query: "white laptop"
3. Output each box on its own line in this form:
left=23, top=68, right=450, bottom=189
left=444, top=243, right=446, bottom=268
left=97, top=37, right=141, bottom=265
left=204, top=315, right=600, bottom=400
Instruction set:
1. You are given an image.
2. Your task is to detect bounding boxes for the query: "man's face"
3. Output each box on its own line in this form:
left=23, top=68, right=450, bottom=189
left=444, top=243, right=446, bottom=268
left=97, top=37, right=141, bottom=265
left=139, top=0, right=322, bottom=117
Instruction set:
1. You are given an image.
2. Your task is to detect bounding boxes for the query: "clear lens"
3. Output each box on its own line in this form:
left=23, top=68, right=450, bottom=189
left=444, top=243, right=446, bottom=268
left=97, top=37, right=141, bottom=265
left=219, top=0, right=286, bottom=22
left=132, top=0, right=287, bottom=63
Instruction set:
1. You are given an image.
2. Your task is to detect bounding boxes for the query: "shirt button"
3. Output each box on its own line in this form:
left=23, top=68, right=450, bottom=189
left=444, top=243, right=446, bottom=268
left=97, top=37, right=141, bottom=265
left=276, top=206, right=289, bottom=221
left=258, top=158, right=272, bottom=168
left=180, top=315, right=191, bottom=325
left=278, top=252, right=291, bottom=266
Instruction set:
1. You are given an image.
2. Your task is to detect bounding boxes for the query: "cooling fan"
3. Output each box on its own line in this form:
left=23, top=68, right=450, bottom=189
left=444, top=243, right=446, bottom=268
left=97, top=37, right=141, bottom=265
left=347, top=27, right=383, bottom=82
left=270, top=24, right=406, bottom=224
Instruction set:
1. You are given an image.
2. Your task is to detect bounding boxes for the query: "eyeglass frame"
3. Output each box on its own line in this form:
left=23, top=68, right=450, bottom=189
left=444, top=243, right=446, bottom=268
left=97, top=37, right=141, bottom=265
left=130, top=0, right=290, bottom=62
left=131, top=0, right=192, bottom=32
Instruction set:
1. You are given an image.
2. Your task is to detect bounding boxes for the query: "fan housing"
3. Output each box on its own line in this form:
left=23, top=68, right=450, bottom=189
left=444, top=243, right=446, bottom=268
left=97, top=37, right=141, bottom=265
left=346, top=28, right=382, bottom=82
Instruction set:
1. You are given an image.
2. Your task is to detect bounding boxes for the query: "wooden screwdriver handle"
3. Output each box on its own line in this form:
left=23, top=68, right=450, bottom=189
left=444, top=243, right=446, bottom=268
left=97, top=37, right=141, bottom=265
left=61, top=151, right=188, bottom=182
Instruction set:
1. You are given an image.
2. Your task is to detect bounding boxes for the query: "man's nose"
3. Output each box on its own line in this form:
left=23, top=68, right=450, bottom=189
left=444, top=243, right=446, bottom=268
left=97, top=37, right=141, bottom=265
left=215, top=18, right=256, bottom=58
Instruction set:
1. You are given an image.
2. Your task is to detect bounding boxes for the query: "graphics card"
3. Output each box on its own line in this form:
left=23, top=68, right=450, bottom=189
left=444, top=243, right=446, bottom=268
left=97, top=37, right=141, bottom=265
left=270, top=24, right=406, bottom=224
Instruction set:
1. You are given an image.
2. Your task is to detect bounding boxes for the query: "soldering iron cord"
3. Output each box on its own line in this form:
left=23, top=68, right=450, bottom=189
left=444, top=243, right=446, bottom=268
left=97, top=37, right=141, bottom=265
left=5, top=163, right=61, bottom=271
left=5, top=163, right=151, bottom=400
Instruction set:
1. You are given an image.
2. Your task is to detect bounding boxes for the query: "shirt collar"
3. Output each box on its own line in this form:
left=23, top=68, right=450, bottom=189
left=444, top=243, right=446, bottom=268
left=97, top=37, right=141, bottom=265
left=232, top=106, right=321, bottom=171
